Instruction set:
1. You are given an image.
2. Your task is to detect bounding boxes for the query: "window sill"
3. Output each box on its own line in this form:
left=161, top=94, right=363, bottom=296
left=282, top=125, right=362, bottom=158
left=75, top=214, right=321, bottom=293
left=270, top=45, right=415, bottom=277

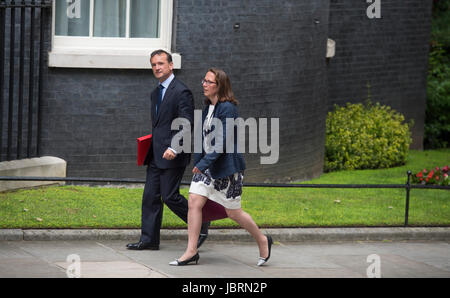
left=48, top=49, right=182, bottom=69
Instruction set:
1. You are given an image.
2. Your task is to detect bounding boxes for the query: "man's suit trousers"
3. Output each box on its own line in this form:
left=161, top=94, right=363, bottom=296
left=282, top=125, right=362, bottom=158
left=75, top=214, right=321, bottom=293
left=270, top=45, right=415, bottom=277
left=140, top=160, right=188, bottom=245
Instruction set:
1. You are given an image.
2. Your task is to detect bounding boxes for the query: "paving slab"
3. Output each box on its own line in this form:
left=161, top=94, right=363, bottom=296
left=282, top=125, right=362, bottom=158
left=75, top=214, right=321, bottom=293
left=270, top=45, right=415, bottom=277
left=54, top=261, right=167, bottom=278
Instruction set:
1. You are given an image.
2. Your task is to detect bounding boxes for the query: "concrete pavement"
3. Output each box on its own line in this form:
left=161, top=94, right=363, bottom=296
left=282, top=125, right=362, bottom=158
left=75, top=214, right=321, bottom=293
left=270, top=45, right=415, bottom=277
left=0, top=227, right=449, bottom=278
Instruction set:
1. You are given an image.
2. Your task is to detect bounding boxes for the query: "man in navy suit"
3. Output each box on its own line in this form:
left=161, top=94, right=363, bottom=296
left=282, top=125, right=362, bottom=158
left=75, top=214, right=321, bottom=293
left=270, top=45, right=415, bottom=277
left=127, top=50, right=209, bottom=250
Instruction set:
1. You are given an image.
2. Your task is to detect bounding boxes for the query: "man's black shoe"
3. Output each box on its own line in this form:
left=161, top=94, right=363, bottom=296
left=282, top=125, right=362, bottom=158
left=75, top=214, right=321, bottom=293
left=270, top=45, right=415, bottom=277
left=197, top=221, right=210, bottom=249
left=126, top=241, right=159, bottom=250
left=197, top=234, right=208, bottom=249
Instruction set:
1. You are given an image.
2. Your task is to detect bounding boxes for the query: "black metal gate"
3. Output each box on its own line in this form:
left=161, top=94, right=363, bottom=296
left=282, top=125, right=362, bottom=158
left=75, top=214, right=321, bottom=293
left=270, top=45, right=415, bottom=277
left=0, top=0, right=51, bottom=162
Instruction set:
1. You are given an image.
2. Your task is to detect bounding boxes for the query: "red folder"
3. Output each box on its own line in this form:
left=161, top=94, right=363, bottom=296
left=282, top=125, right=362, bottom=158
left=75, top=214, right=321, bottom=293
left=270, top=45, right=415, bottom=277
left=202, top=199, right=228, bottom=222
left=137, top=134, right=152, bottom=166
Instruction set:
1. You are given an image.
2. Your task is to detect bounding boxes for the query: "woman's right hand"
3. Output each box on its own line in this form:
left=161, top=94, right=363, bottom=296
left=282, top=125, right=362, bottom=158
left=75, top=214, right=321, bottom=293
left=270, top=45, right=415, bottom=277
left=192, top=167, right=202, bottom=174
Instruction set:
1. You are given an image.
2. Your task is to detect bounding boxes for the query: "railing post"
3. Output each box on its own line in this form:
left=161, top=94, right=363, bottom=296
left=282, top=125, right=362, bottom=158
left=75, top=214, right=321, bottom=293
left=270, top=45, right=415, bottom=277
left=17, top=0, right=26, bottom=159
left=405, top=171, right=412, bottom=227
left=7, top=0, right=16, bottom=161
left=0, top=0, right=5, bottom=162
left=28, top=0, right=35, bottom=157
left=36, top=0, right=48, bottom=157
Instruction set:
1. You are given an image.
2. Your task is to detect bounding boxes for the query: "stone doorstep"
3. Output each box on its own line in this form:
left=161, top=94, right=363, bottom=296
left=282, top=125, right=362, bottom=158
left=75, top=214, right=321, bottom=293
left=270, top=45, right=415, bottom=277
left=0, top=156, right=67, bottom=192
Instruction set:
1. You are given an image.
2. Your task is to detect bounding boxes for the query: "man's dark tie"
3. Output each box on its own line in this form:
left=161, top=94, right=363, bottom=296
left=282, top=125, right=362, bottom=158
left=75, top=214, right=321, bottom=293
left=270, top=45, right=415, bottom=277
left=156, top=84, right=165, bottom=115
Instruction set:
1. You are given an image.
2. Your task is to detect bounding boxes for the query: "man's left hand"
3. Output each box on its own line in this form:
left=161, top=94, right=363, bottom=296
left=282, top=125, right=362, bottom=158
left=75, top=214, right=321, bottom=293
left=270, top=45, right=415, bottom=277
left=163, top=149, right=177, bottom=160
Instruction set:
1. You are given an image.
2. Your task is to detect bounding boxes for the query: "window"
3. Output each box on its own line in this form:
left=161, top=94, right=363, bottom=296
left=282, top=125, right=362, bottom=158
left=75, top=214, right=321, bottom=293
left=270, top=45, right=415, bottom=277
left=49, top=0, right=181, bottom=69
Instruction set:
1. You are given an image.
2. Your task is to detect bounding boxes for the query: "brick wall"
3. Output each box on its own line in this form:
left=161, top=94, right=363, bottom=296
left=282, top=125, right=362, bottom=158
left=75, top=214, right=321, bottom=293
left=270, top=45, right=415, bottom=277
left=327, top=0, right=433, bottom=149
left=174, top=0, right=330, bottom=182
left=40, top=0, right=330, bottom=182
left=41, top=68, right=153, bottom=179
left=2, top=0, right=431, bottom=182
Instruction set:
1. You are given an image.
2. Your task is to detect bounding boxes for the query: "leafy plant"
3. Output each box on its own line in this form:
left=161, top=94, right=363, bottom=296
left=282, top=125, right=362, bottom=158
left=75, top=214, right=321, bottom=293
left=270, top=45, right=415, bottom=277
left=325, top=101, right=412, bottom=172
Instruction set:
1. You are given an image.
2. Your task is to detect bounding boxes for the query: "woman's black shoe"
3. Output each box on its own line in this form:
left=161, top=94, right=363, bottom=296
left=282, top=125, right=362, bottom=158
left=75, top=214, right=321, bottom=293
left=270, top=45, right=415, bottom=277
left=169, top=253, right=200, bottom=266
left=257, top=235, right=273, bottom=266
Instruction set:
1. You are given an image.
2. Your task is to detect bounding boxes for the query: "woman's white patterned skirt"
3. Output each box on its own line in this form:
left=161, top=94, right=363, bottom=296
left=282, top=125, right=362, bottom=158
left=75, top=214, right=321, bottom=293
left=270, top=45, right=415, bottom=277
left=189, top=169, right=244, bottom=210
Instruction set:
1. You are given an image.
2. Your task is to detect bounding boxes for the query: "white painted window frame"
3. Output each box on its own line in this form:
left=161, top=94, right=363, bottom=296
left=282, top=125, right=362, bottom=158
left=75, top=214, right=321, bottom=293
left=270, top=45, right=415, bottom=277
left=48, top=0, right=181, bottom=69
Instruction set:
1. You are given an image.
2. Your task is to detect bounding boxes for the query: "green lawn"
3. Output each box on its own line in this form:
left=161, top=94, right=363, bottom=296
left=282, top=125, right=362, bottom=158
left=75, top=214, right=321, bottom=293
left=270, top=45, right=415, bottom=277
left=0, top=149, right=448, bottom=229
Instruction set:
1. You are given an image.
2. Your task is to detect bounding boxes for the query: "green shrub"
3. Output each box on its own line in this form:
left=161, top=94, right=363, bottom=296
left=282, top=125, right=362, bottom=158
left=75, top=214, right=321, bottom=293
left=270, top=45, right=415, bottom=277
left=325, top=101, right=412, bottom=172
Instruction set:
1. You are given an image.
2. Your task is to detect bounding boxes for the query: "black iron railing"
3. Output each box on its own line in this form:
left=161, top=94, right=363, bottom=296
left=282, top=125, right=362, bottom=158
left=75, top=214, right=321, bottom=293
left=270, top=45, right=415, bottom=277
left=0, top=0, right=51, bottom=162
left=1, top=171, right=448, bottom=226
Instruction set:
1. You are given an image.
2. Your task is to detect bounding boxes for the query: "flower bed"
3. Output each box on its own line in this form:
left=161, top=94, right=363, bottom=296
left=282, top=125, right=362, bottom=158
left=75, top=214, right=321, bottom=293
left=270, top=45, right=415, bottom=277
left=412, top=165, right=449, bottom=186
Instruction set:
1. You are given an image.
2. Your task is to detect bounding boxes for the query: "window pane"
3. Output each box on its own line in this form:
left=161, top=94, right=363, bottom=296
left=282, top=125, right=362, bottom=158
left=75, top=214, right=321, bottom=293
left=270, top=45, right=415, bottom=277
left=55, top=0, right=90, bottom=36
left=94, top=0, right=126, bottom=37
left=130, top=0, right=160, bottom=38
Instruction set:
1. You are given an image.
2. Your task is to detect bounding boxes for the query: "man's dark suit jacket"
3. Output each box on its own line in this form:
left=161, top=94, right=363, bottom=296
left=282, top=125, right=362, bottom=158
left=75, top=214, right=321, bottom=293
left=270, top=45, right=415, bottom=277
left=144, top=77, right=194, bottom=169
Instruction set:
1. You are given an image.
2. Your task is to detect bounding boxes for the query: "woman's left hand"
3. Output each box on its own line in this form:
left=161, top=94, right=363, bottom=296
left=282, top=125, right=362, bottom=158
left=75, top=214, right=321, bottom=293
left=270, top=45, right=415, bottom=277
left=192, top=167, right=202, bottom=174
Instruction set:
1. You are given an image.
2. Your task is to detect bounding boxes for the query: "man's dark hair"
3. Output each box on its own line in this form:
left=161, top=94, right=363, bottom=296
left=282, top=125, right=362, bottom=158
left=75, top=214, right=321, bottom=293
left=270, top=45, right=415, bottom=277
left=150, top=49, right=173, bottom=63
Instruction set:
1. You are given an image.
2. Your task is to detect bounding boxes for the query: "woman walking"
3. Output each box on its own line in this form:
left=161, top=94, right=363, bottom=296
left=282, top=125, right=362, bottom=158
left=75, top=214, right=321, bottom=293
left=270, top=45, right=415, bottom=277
left=170, top=68, right=272, bottom=266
